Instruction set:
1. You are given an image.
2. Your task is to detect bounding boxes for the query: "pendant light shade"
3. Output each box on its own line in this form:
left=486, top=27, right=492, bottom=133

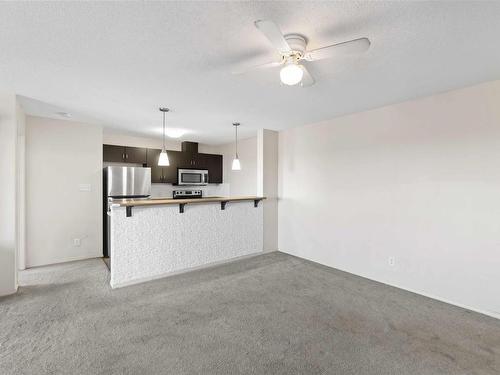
left=158, top=107, right=170, bottom=166
left=231, top=158, right=241, bottom=171
left=232, top=122, right=241, bottom=171
left=158, top=150, right=169, bottom=166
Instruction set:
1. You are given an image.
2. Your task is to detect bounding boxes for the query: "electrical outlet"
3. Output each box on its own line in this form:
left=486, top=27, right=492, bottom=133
left=388, top=256, right=396, bottom=267
left=73, top=238, right=81, bottom=247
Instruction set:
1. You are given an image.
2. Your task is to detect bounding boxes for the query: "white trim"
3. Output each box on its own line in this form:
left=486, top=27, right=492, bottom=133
left=110, top=251, right=262, bottom=289
left=383, top=283, right=500, bottom=321
left=283, top=252, right=500, bottom=321
left=26, top=253, right=102, bottom=269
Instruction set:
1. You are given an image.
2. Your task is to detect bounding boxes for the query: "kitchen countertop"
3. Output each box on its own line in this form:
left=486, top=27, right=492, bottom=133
left=112, top=196, right=266, bottom=207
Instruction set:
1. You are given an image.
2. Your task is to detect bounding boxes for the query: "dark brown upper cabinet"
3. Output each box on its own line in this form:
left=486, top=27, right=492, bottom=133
left=146, top=148, right=164, bottom=183
left=103, top=144, right=126, bottom=163
left=103, top=144, right=147, bottom=164
left=199, top=153, right=222, bottom=183
left=177, top=152, right=206, bottom=169
left=179, top=142, right=204, bottom=169
left=146, top=149, right=182, bottom=184
left=181, top=141, right=198, bottom=154
left=124, top=146, right=147, bottom=164
left=162, top=151, right=182, bottom=183
left=104, top=141, right=224, bottom=184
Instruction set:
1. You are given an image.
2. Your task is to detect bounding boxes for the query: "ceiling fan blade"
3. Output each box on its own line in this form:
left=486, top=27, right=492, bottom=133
left=299, top=65, right=315, bottom=87
left=254, top=20, right=291, bottom=54
left=232, top=60, right=283, bottom=75
left=305, top=37, right=370, bottom=61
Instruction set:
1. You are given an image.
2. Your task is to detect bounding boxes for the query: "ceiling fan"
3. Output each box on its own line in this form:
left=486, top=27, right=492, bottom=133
left=234, top=20, right=370, bottom=87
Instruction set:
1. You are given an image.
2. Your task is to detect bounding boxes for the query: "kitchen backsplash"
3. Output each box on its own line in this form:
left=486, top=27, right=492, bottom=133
left=150, top=183, right=230, bottom=198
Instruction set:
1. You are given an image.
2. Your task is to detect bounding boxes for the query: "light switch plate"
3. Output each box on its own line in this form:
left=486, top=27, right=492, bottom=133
left=79, top=184, right=91, bottom=192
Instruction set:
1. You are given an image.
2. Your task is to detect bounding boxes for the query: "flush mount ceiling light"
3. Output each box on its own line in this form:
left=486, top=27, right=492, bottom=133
left=280, top=57, right=304, bottom=86
left=165, top=128, right=187, bottom=139
left=158, top=107, right=170, bottom=166
left=56, top=111, right=71, bottom=118
left=233, top=20, right=370, bottom=87
left=231, top=122, right=241, bottom=171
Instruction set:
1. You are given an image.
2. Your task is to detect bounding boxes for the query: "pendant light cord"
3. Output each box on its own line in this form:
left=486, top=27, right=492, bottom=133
left=235, top=124, right=238, bottom=158
left=162, top=111, right=166, bottom=151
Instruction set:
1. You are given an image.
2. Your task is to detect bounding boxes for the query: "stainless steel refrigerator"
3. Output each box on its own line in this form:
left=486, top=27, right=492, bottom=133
left=103, top=166, right=151, bottom=258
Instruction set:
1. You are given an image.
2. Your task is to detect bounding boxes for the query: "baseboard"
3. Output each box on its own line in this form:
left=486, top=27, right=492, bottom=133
left=110, top=251, right=263, bottom=289
left=0, top=285, right=18, bottom=298
left=26, top=252, right=102, bottom=269
left=381, top=281, right=500, bottom=321
left=280, top=251, right=500, bottom=321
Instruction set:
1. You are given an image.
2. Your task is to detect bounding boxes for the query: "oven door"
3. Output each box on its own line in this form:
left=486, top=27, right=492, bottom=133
left=178, top=169, right=208, bottom=185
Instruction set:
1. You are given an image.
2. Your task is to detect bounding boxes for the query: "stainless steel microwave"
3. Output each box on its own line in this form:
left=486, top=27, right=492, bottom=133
left=178, top=169, right=208, bottom=185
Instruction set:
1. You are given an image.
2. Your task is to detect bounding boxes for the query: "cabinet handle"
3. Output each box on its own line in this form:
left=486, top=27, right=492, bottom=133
left=122, top=153, right=125, bottom=160
left=126, top=154, right=128, bottom=159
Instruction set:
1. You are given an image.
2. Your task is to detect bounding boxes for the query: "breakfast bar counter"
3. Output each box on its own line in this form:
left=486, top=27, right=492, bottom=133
left=113, top=196, right=266, bottom=215
left=108, top=196, right=266, bottom=288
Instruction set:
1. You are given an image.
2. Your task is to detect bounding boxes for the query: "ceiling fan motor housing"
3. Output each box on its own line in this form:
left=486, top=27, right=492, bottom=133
left=284, top=34, right=307, bottom=58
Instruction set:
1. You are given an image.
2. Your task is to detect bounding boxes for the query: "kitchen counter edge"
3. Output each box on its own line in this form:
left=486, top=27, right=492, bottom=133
left=112, top=196, right=266, bottom=207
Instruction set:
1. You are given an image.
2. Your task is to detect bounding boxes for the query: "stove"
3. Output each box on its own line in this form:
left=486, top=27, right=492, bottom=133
left=173, top=189, right=203, bottom=199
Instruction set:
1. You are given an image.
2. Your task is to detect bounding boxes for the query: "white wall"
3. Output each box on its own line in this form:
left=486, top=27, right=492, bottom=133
left=16, top=100, right=26, bottom=270
left=103, top=131, right=181, bottom=151
left=213, top=137, right=258, bottom=196
left=279, top=80, right=500, bottom=319
left=0, top=93, right=19, bottom=295
left=26, top=116, right=103, bottom=267
left=103, top=131, right=218, bottom=154
left=258, top=129, right=279, bottom=252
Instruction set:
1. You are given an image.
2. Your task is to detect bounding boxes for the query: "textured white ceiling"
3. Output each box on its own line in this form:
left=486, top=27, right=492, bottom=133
left=2, top=1, right=500, bottom=144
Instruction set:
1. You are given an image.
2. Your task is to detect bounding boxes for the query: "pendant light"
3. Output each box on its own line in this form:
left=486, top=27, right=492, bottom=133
left=231, top=122, right=241, bottom=171
left=158, top=107, right=170, bottom=166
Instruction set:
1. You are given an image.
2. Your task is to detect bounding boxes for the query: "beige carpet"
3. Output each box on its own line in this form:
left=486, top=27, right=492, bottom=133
left=1, top=252, right=499, bottom=374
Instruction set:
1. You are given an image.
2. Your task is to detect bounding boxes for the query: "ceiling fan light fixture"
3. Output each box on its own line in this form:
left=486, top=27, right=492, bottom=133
left=239, top=20, right=370, bottom=88
left=280, top=60, right=304, bottom=85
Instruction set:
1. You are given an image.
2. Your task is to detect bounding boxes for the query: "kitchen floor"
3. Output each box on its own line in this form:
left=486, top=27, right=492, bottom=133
left=1, top=252, right=499, bottom=375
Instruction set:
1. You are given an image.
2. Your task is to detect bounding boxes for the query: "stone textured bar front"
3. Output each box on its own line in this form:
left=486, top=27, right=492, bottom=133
left=109, top=197, right=264, bottom=288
